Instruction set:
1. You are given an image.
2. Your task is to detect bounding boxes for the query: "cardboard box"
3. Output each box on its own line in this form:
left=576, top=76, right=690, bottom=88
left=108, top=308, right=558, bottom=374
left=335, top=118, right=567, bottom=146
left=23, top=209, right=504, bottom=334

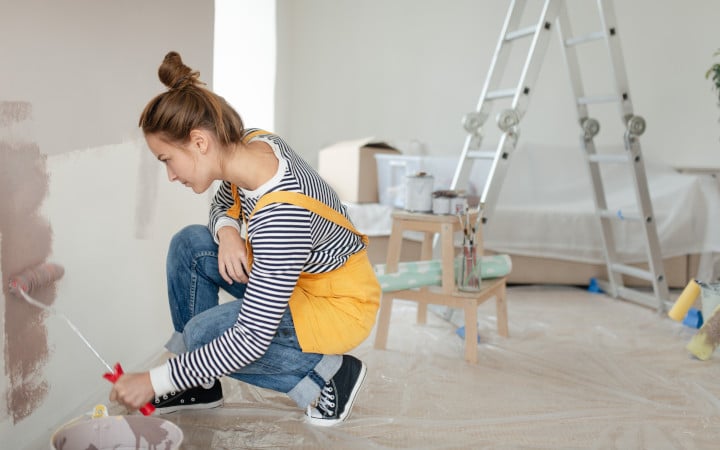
left=318, top=137, right=400, bottom=203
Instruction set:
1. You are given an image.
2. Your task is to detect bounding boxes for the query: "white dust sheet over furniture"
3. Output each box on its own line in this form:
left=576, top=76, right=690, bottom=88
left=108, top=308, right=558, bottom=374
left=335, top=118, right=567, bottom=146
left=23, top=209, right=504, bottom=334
left=347, top=144, right=720, bottom=285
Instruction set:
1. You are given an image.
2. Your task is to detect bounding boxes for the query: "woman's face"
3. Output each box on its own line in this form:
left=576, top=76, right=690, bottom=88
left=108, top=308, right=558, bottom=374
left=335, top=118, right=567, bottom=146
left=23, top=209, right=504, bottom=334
left=145, top=133, right=214, bottom=194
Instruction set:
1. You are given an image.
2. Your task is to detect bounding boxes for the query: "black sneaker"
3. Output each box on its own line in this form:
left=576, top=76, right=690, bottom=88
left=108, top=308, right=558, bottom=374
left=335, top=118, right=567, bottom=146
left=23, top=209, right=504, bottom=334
left=306, top=355, right=367, bottom=426
left=153, top=380, right=223, bottom=414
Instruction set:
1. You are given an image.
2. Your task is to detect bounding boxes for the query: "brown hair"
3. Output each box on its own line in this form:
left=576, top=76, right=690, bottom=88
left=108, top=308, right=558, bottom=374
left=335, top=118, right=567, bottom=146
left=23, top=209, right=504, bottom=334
left=138, top=51, right=244, bottom=146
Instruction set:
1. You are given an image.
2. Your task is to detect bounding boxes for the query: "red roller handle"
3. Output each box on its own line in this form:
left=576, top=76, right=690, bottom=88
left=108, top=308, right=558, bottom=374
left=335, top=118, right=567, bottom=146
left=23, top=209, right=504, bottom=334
left=103, top=363, right=156, bottom=416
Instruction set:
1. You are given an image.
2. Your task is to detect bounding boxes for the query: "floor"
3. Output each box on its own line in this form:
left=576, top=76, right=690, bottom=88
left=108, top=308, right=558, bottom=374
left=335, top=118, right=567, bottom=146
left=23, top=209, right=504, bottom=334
left=143, top=285, right=720, bottom=449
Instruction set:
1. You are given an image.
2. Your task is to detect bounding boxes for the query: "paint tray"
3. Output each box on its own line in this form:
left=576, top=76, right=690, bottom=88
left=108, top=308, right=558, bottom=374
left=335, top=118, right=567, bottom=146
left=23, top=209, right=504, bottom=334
left=51, top=411, right=183, bottom=450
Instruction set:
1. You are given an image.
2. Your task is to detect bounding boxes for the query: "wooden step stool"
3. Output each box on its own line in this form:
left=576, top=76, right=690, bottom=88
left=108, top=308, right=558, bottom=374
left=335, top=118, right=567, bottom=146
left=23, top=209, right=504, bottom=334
left=373, top=210, right=509, bottom=364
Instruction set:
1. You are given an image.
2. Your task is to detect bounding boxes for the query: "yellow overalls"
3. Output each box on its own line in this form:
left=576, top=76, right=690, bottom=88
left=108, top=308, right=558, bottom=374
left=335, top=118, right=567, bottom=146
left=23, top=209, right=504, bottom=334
left=225, top=130, right=380, bottom=354
left=245, top=192, right=380, bottom=354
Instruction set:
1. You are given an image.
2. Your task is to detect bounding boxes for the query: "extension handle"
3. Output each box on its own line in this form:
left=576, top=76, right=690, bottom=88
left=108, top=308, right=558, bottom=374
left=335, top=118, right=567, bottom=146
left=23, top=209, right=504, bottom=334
left=103, top=363, right=155, bottom=416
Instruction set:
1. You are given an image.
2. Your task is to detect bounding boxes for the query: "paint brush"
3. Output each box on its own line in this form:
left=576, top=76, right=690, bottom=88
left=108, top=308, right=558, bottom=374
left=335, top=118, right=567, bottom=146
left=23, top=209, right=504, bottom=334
left=8, top=263, right=155, bottom=416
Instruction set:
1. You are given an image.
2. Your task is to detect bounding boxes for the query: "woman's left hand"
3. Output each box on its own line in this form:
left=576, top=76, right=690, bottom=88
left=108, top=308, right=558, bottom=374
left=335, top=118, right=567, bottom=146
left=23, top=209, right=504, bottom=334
left=109, top=372, right=155, bottom=410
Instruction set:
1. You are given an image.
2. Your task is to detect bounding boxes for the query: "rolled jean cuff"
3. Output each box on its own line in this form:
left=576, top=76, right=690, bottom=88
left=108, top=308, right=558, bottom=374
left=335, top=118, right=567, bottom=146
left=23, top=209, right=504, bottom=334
left=287, top=354, right=342, bottom=408
left=165, top=331, right=187, bottom=354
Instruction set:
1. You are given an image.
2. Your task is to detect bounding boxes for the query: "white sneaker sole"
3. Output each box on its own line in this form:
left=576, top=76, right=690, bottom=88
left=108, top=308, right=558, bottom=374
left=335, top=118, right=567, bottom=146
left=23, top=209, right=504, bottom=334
left=154, top=398, right=224, bottom=415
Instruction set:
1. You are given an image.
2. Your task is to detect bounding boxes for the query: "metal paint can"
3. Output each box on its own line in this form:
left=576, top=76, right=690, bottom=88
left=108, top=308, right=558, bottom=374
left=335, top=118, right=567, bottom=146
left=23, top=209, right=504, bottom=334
left=432, top=190, right=453, bottom=215
left=450, top=194, right=468, bottom=215
left=404, top=172, right=434, bottom=213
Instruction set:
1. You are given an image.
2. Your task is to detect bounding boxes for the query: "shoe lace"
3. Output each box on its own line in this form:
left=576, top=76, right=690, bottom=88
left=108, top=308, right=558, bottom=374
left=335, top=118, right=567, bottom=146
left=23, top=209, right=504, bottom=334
left=155, top=391, right=176, bottom=403
left=316, top=383, right=336, bottom=416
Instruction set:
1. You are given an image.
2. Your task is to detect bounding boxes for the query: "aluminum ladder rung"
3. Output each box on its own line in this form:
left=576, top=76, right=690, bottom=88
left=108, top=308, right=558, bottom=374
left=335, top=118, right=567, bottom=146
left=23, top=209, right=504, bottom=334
left=505, top=25, right=539, bottom=42
left=596, top=281, right=670, bottom=310
left=609, top=263, right=654, bottom=282
left=486, top=88, right=518, bottom=100
left=467, top=150, right=498, bottom=160
left=577, top=94, right=621, bottom=105
left=564, top=31, right=605, bottom=47
left=598, top=209, right=643, bottom=221
left=588, top=153, right=630, bottom=164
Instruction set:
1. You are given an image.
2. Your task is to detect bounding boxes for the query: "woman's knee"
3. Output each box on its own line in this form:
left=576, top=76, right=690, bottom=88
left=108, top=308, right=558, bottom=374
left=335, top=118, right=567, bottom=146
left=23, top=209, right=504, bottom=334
left=182, top=314, right=213, bottom=351
left=182, top=301, right=242, bottom=351
left=167, top=225, right=215, bottom=266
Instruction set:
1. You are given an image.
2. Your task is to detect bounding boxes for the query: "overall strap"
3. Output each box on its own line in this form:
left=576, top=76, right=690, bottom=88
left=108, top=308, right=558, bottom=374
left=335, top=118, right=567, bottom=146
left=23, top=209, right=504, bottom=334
left=250, top=191, right=362, bottom=237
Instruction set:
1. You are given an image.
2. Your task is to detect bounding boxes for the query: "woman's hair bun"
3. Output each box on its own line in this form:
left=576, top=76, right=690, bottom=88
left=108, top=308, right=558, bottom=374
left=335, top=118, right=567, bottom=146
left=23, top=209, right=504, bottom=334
left=158, top=51, right=202, bottom=90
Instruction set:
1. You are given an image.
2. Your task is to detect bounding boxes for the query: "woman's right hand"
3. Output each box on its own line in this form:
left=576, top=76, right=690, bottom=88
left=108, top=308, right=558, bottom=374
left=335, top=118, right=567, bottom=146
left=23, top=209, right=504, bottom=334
left=217, top=226, right=250, bottom=285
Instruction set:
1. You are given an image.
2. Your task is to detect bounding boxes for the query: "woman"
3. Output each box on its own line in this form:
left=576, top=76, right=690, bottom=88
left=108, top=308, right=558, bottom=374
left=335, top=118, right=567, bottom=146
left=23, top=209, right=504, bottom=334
left=109, top=51, right=380, bottom=426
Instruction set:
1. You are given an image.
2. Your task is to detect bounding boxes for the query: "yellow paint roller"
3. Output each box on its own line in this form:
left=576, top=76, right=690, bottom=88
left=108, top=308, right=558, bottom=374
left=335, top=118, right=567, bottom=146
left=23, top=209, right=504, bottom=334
left=687, top=304, right=720, bottom=360
left=668, top=279, right=701, bottom=321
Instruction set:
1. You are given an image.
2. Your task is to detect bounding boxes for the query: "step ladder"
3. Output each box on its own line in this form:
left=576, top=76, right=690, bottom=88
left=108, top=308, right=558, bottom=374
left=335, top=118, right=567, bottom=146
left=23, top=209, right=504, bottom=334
left=450, top=0, right=670, bottom=312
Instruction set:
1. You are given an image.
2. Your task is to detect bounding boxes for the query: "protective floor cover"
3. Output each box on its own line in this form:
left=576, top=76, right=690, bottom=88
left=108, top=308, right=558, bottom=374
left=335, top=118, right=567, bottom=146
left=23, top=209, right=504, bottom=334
left=148, top=286, right=719, bottom=449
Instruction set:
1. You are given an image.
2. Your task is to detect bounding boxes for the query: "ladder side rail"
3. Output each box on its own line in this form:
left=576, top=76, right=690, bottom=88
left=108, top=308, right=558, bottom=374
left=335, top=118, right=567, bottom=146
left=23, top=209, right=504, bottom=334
left=450, top=0, right=529, bottom=192
left=554, top=7, right=589, bottom=122
left=480, top=0, right=562, bottom=222
left=598, top=0, right=671, bottom=309
left=596, top=0, right=634, bottom=121
left=582, top=140, right=625, bottom=297
left=556, top=5, right=625, bottom=296
left=450, top=135, right=478, bottom=193
left=476, top=0, right=529, bottom=115
left=479, top=132, right=514, bottom=222
left=624, top=137, right=671, bottom=309
left=508, top=0, right=564, bottom=118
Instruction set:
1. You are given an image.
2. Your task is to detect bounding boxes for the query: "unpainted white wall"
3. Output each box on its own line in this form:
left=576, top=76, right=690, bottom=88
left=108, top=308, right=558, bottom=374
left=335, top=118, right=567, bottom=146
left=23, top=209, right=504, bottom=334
left=215, top=0, right=277, bottom=131
left=275, top=0, right=720, bottom=169
left=0, top=1, right=214, bottom=448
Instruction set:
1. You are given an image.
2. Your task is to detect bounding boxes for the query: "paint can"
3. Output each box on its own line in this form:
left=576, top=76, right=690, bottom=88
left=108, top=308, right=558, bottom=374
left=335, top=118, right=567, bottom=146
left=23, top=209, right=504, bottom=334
left=51, top=412, right=183, bottom=450
left=450, top=194, right=468, bottom=215
left=404, top=172, right=434, bottom=213
left=432, top=190, right=455, bottom=215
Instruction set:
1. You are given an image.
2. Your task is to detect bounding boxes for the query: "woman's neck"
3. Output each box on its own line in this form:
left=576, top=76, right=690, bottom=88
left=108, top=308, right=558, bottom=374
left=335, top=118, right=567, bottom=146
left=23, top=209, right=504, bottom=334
left=220, top=140, right=278, bottom=190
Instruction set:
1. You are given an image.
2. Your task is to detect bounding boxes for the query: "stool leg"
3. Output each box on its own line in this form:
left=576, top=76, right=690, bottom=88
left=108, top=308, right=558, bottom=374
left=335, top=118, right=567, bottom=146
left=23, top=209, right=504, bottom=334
left=415, top=231, right=434, bottom=325
left=496, top=282, right=509, bottom=338
left=417, top=302, right=428, bottom=324
left=463, top=303, right=479, bottom=364
left=374, top=294, right=394, bottom=350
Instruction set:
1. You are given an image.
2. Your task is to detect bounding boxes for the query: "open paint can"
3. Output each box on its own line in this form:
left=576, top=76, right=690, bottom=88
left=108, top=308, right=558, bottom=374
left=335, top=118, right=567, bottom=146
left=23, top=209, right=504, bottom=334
left=405, top=172, right=434, bottom=213
left=51, top=414, right=183, bottom=450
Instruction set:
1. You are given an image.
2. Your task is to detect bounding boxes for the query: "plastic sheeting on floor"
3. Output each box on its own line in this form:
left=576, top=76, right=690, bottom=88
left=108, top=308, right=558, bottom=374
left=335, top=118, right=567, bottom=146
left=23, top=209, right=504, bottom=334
left=145, top=286, right=720, bottom=449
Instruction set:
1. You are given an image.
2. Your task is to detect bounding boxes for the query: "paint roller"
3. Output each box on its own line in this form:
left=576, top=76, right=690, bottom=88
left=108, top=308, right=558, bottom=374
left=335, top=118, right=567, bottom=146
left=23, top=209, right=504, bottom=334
left=7, top=263, right=155, bottom=416
left=687, top=304, right=720, bottom=360
left=667, top=279, right=701, bottom=322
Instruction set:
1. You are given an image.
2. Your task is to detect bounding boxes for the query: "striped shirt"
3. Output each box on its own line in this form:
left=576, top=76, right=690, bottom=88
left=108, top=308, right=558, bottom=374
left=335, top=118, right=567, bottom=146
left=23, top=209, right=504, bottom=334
left=166, top=130, right=365, bottom=390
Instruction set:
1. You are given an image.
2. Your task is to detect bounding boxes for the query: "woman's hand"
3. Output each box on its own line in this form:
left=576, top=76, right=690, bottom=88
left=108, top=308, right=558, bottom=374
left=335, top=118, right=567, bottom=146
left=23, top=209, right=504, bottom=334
left=109, top=372, right=155, bottom=410
left=217, top=226, right=250, bottom=284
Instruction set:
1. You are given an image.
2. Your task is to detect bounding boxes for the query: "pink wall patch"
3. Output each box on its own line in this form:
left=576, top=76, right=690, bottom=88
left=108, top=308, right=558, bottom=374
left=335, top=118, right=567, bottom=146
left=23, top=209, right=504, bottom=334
left=0, top=101, right=56, bottom=423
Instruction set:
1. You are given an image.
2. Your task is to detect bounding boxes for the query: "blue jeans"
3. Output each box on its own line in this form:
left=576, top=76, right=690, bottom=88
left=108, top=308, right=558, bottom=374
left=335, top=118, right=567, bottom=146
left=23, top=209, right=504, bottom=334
left=164, top=224, right=341, bottom=409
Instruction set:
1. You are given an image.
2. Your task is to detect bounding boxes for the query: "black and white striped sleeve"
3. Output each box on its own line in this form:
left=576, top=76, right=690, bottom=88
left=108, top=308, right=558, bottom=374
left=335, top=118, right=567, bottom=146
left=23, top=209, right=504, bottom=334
left=208, top=181, right=242, bottom=242
left=165, top=202, right=313, bottom=390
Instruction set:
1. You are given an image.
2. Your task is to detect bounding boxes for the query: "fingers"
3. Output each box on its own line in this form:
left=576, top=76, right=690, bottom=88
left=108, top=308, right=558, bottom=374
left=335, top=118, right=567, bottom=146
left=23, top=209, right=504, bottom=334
left=217, top=236, right=249, bottom=284
left=219, top=260, right=249, bottom=285
left=109, top=373, right=154, bottom=410
left=226, top=259, right=249, bottom=284
left=219, top=261, right=233, bottom=285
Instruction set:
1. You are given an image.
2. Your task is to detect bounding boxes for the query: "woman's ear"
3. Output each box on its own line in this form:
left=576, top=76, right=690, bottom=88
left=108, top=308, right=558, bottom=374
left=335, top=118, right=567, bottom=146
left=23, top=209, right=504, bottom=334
left=188, top=129, right=209, bottom=154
